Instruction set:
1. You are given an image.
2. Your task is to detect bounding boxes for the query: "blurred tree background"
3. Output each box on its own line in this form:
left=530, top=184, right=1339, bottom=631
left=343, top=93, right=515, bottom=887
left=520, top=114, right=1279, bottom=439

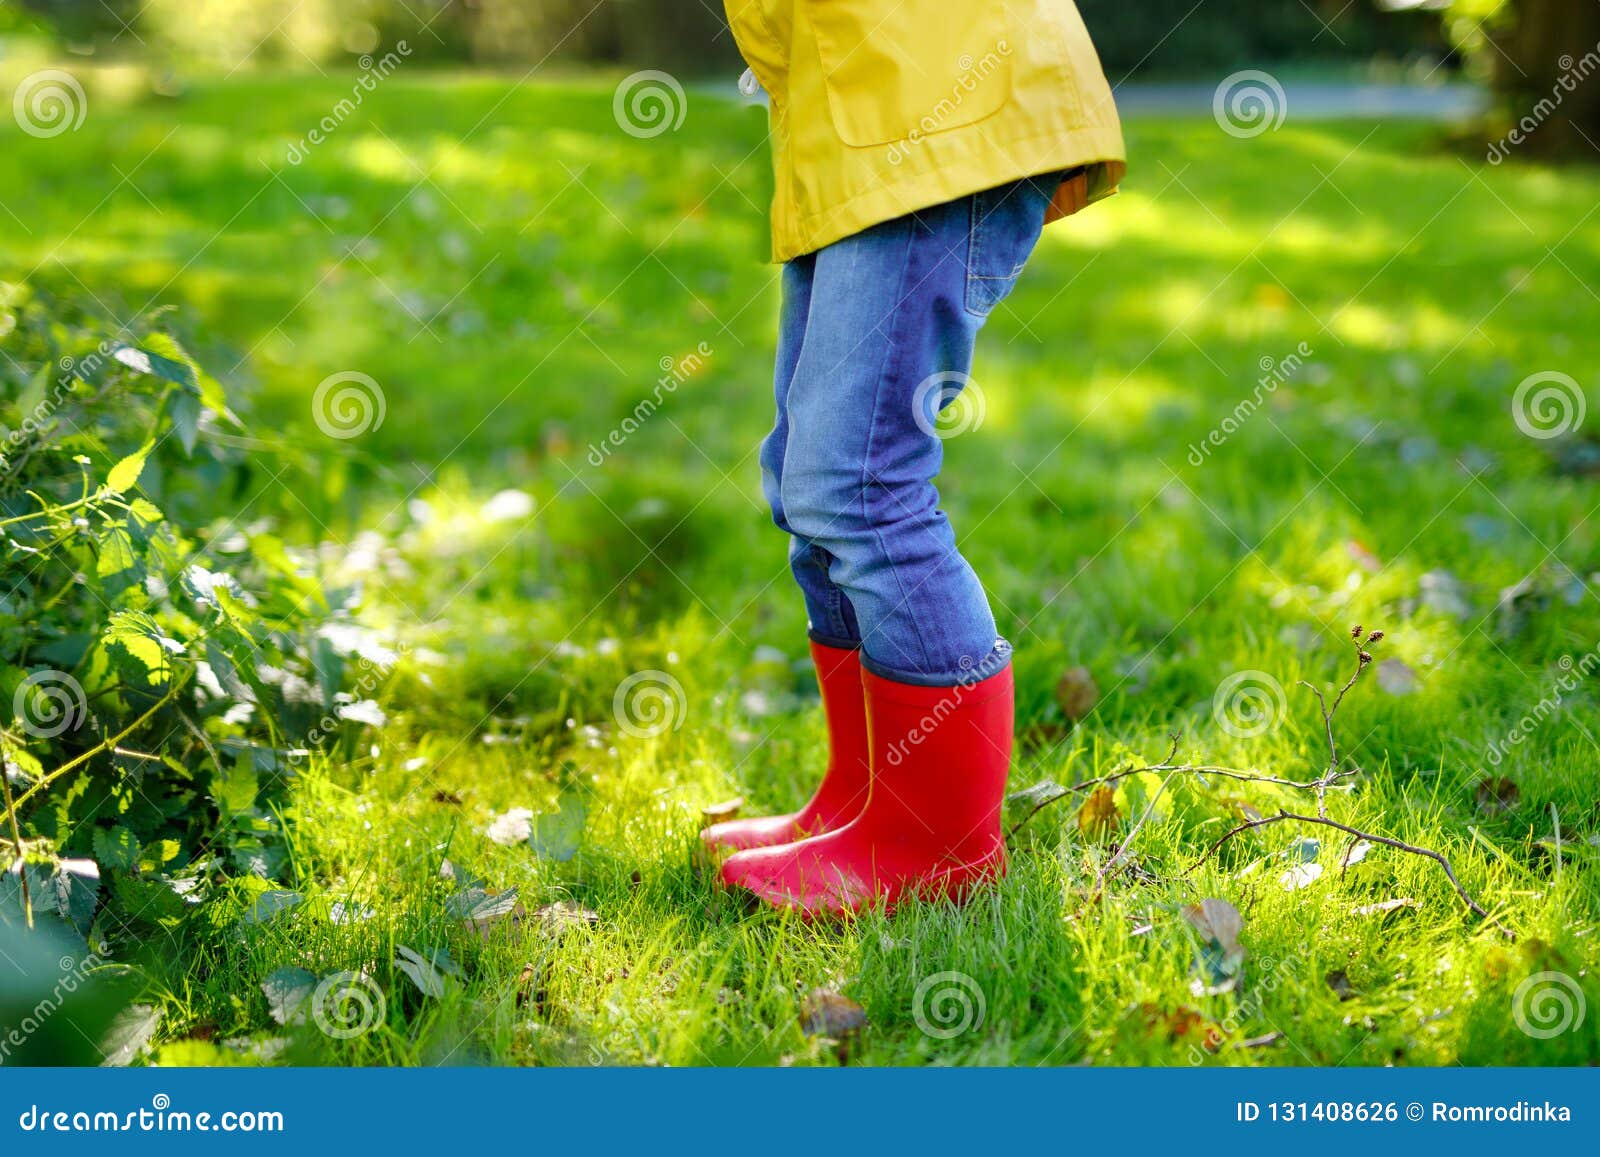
left=1441, top=0, right=1600, bottom=157
left=12, top=0, right=1448, bottom=75
left=16, top=0, right=1600, bottom=157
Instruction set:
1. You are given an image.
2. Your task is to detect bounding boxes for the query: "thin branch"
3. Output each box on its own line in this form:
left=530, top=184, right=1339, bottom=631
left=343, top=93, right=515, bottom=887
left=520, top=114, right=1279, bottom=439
left=1077, top=769, right=1178, bottom=915
left=1186, top=807, right=1495, bottom=925
left=2, top=683, right=182, bottom=824
left=1013, top=626, right=1497, bottom=929
left=1006, top=731, right=1356, bottom=841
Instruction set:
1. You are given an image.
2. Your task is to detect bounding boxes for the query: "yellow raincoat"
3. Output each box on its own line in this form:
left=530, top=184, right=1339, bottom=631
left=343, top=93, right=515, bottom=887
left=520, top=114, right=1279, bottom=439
left=725, top=0, right=1127, bottom=262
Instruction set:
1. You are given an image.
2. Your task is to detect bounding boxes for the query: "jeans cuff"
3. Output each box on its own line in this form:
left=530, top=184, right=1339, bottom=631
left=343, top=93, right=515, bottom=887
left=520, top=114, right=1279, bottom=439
left=806, top=627, right=861, bottom=651
left=860, top=638, right=1012, bottom=688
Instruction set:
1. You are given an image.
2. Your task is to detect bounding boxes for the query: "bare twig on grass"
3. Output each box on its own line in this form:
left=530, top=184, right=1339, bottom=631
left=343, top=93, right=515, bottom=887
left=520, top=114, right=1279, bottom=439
left=1078, top=769, right=1178, bottom=916
left=1185, top=808, right=1489, bottom=920
left=1014, top=626, right=1497, bottom=927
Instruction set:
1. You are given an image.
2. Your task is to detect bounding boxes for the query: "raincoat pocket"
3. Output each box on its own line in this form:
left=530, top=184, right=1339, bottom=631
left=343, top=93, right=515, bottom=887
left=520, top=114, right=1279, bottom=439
left=809, top=1, right=1013, bottom=148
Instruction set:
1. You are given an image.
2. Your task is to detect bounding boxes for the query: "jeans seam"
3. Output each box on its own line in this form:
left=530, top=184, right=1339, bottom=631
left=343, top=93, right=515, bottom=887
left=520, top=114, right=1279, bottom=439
left=964, top=190, right=988, bottom=316
left=861, top=217, right=935, bottom=676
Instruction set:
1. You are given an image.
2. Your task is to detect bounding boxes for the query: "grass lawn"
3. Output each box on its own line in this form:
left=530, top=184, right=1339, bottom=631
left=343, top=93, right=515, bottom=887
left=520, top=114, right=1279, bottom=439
left=4, top=59, right=1600, bottom=1066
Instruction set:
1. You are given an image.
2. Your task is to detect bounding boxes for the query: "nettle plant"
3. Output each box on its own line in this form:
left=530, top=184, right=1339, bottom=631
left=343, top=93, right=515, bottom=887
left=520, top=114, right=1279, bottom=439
left=1, top=286, right=382, bottom=942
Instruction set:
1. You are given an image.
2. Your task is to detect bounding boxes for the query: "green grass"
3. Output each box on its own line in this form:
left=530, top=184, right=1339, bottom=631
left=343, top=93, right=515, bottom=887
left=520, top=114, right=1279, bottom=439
left=4, top=58, right=1600, bottom=1066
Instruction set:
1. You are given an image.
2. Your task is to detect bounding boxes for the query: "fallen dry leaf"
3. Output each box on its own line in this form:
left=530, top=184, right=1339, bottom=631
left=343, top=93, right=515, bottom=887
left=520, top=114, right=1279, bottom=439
left=1474, top=776, right=1520, bottom=815
left=1278, top=862, right=1324, bottom=891
left=533, top=900, right=599, bottom=940
left=468, top=900, right=526, bottom=943
left=1075, top=785, right=1120, bottom=839
left=799, top=988, right=866, bottom=1037
left=1183, top=898, right=1244, bottom=959
left=1326, top=970, right=1356, bottom=1001
left=1342, top=839, right=1374, bottom=868
left=516, top=962, right=544, bottom=1011
left=1134, top=1002, right=1225, bottom=1051
left=1054, top=666, right=1099, bottom=722
left=1184, top=898, right=1247, bottom=994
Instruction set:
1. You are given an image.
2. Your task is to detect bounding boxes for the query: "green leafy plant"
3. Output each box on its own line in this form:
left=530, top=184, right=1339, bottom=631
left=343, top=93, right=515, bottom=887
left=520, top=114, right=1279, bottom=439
left=1, top=284, right=383, bottom=942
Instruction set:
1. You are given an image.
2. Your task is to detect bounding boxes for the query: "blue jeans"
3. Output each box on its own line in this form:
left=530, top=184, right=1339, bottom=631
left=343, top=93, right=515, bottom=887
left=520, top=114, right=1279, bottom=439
left=760, top=173, right=1062, bottom=686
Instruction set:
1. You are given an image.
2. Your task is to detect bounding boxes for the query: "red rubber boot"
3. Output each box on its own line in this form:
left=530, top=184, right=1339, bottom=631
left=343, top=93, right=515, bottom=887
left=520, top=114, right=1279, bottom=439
left=719, top=662, right=1013, bottom=915
left=700, top=640, right=871, bottom=853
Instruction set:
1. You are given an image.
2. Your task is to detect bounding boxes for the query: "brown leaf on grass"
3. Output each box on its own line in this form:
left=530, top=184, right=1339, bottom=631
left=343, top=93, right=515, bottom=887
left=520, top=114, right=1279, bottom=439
left=1076, top=785, right=1120, bottom=838
left=799, top=988, right=867, bottom=1038
left=701, top=797, right=744, bottom=825
left=1182, top=899, right=1244, bottom=960
left=516, top=962, right=544, bottom=1011
left=468, top=901, right=526, bottom=943
left=1236, top=1031, right=1285, bottom=1050
left=1474, top=776, right=1520, bottom=815
left=1134, top=1002, right=1225, bottom=1051
left=1054, top=666, right=1099, bottom=722
left=1219, top=796, right=1264, bottom=823
left=533, top=901, right=599, bottom=940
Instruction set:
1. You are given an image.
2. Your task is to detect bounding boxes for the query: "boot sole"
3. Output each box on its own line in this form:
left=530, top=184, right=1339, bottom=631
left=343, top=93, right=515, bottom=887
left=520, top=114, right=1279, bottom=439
left=725, top=847, right=1008, bottom=918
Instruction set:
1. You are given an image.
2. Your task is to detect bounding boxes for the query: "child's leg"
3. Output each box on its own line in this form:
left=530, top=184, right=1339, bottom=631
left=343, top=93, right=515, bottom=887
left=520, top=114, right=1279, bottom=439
left=758, top=252, right=861, bottom=645
left=773, top=175, right=1059, bottom=685
left=701, top=253, right=874, bottom=855
left=722, top=174, right=1060, bottom=913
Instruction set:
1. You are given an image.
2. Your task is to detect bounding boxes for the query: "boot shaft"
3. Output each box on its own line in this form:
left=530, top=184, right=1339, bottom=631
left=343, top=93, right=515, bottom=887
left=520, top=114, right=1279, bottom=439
left=862, top=664, right=1014, bottom=861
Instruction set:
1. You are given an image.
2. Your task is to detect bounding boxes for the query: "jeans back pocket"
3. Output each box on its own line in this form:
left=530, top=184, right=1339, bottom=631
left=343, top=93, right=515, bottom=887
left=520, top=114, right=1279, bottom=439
left=965, top=173, right=1060, bottom=317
